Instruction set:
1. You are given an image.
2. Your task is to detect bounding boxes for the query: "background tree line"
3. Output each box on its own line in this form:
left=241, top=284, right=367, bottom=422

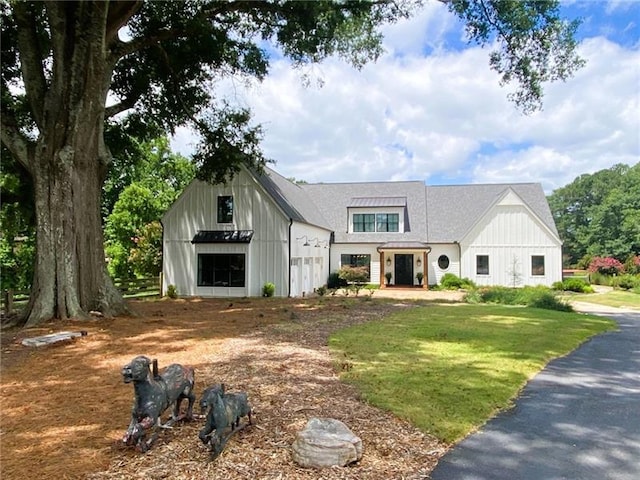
left=547, top=162, right=640, bottom=268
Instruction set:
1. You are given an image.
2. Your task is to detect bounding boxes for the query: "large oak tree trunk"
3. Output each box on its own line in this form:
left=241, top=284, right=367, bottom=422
left=20, top=2, right=128, bottom=327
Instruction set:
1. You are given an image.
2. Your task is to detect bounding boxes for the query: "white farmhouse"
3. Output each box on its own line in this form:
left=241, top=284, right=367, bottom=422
left=162, top=166, right=562, bottom=297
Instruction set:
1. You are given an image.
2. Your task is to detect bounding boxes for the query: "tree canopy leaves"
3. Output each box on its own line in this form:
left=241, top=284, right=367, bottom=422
left=548, top=163, right=640, bottom=266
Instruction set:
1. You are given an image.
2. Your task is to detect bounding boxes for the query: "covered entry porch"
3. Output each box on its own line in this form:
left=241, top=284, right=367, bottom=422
left=377, top=242, right=431, bottom=288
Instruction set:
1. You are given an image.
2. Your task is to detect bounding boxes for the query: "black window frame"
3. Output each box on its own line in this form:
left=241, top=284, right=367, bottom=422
left=197, top=253, right=245, bottom=287
left=353, top=213, right=375, bottom=232
left=340, top=254, right=371, bottom=277
left=217, top=195, right=234, bottom=224
left=531, top=255, right=545, bottom=276
left=375, top=213, right=399, bottom=232
left=438, top=255, right=450, bottom=270
left=476, top=255, right=489, bottom=275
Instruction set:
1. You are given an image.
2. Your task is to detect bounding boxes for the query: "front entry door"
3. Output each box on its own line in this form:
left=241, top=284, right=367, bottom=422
left=394, top=254, right=414, bottom=286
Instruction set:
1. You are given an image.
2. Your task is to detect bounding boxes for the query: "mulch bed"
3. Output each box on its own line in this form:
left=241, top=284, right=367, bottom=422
left=1, top=297, right=449, bottom=479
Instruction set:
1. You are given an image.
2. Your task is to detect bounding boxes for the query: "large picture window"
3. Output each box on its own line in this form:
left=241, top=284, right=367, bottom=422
left=352, top=213, right=399, bottom=232
left=531, top=255, right=545, bottom=276
left=198, top=254, right=245, bottom=287
left=217, top=196, right=233, bottom=223
left=476, top=255, right=489, bottom=275
left=341, top=254, right=371, bottom=277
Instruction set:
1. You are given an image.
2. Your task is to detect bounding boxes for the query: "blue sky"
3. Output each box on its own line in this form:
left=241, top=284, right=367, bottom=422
left=171, top=0, right=639, bottom=193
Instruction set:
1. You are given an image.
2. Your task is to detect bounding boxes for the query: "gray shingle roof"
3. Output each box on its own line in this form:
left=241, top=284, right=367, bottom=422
left=252, top=167, right=332, bottom=230
left=425, top=183, right=558, bottom=242
left=301, top=180, right=427, bottom=244
left=253, top=167, right=558, bottom=244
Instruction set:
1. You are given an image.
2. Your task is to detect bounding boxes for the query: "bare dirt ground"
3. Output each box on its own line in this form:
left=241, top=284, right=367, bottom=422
left=1, top=292, right=461, bottom=480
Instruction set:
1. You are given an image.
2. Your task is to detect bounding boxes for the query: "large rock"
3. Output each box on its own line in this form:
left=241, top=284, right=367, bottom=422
left=291, top=417, right=363, bottom=468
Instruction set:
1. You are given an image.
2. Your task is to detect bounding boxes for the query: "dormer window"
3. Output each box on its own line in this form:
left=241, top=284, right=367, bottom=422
left=376, top=213, right=399, bottom=232
left=353, top=214, right=375, bottom=232
left=349, top=197, right=405, bottom=234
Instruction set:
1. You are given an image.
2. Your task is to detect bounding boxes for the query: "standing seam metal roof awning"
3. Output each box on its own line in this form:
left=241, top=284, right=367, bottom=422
left=191, top=230, right=254, bottom=243
left=377, top=242, right=431, bottom=251
left=349, top=197, right=407, bottom=207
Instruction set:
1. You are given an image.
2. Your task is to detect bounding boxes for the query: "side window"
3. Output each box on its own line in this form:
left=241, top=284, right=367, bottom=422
left=217, top=195, right=233, bottom=224
left=438, top=255, right=450, bottom=270
left=476, top=255, right=489, bottom=275
left=531, top=255, right=545, bottom=276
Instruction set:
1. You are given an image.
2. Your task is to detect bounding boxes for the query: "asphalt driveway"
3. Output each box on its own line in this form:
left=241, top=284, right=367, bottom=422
left=430, top=304, right=640, bottom=480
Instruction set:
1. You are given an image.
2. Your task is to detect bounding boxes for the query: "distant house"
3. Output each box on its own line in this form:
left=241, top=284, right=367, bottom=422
left=161, top=166, right=562, bottom=297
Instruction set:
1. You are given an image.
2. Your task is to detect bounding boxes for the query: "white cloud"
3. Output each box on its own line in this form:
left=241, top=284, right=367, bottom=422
left=172, top=8, right=640, bottom=193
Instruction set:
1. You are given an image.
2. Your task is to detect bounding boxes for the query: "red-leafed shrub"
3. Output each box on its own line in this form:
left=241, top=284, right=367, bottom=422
left=588, top=256, right=625, bottom=276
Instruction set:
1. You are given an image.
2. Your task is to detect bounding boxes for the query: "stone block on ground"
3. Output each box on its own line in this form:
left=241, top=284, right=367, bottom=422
left=291, top=417, right=363, bottom=468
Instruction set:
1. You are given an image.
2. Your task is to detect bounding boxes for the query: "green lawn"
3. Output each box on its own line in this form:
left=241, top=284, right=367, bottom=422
left=570, top=290, right=640, bottom=309
left=329, top=304, right=615, bottom=443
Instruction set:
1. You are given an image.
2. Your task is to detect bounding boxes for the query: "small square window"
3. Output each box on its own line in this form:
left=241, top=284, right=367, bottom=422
left=217, top=196, right=233, bottom=223
left=532, top=255, right=545, bottom=276
left=476, top=255, right=489, bottom=275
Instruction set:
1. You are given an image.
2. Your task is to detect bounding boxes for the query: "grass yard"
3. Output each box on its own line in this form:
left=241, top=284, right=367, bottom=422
left=329, top=304, right=615, bottom=443
left=570, top=290, right=640, bottom=309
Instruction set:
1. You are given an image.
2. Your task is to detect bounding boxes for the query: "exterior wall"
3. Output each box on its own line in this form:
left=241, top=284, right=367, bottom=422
left=162, top=171, right=290, bottom=297
left=289, top=223, right=331, bottom=297
left=331, top=244, right=429, bottom=287
left=460, top=203, right=562, bottom=287
left=427, top=244, right=460, bottom=286
left=330, top=243, right=381, bottom=284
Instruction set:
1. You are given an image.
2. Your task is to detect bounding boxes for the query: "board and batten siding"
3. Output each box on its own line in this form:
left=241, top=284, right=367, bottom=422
left=289, top=224, right=331, bottom=297
left=330, top=244, right=382, bottom=284
left=459, top=200, right=562, bottom=287
left=427, top=244, right=460, bottom=286
left=162, top=170, right=290, bottom=297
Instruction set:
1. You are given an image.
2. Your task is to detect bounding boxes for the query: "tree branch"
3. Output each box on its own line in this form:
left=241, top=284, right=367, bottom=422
left=0, top=113, right=35, bottom=174
left=106, top=1, right=143, bottom=44
left=109, top=0, right=283, bottom=61
left=105, top=93, right=141, bottom=118
left=13, top=2, right=47, bottom=129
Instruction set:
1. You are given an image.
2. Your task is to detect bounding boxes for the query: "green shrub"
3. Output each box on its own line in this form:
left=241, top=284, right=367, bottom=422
left=589, top=271, right=612, bottom=286
left=328, top=272, right=347, bottom=289
left=316, top=285, right=327, bottom=296
left=553, top=278, right=594, bottom=293
left=471, top=285, right=573, bottom=312
left=166, top=284, right=178, bottom=299
left=527, top=291, right=573, bottom=312
left=576, top=254, right=593, bottom=270
left=262, top=282, right=276, bottom=297
left=440, top=273, right=475, bottom=290
left=612, top=275, right=640, bottom=291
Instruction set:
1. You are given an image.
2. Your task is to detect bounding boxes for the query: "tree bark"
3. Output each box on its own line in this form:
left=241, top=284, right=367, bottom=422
left=18, top=1, right=128, bottom=327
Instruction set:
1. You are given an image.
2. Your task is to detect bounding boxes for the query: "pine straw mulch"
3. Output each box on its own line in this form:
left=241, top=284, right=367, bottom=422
left=1, top=296, right=450, bottom=480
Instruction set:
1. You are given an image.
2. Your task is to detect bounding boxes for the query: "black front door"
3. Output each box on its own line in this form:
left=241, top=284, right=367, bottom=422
left=394, top=254, right=414, bottom=286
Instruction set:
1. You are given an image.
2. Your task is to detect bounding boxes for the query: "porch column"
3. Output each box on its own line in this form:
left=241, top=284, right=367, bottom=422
left=379, top=251, right=386, bottom=288
left=423, top=250, right=429, bottom=290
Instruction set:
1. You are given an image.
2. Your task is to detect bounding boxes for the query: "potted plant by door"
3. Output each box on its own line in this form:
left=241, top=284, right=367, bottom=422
left=416, top=271, right=424, bottom=286
left=384, top=271, right=392, bottom=285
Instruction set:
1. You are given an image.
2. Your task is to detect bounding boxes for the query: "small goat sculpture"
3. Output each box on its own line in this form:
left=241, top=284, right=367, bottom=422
left=121, top=355, right=195, bottom=452
left=198, top=383, right=252, bottom=457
